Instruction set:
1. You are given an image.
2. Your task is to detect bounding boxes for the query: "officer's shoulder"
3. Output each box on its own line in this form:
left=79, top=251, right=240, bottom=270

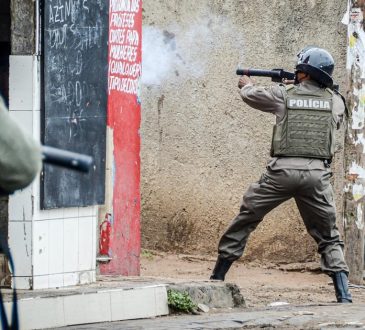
left=278, top=84, right=295, bottom=92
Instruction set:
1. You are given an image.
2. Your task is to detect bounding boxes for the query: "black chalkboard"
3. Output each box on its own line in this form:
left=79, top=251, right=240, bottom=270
left=41, top=0, right=109, bottom=209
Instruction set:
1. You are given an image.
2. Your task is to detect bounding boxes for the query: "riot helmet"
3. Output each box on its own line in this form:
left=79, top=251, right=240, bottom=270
left=295, top=47, right=334, bottom=88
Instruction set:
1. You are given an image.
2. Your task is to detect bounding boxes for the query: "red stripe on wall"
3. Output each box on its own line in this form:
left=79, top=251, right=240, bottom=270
left=100, top=0, right=142, bottom=275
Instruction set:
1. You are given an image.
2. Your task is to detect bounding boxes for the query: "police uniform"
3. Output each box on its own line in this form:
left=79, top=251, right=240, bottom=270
left=211, top=46, right=352, bottom=302
left=216, top=80, right=349, bottom=276
left=0, top=95, right=41, bottom=194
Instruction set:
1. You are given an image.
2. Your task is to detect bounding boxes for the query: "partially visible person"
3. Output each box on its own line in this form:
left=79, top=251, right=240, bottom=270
left=0, top=94, right=41, bottom=195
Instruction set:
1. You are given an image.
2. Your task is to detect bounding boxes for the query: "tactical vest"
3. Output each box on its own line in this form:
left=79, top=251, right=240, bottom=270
left=270, top=85, right=336, bottom=159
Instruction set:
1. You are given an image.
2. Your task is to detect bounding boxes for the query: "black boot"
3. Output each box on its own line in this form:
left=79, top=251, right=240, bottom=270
left=210, top=257, right=233, bottom=281
left=331, top=272, right=352, bottom=303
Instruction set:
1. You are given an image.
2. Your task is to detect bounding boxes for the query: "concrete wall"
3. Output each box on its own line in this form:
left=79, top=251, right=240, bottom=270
left=141, top=0, right=348, bottom=263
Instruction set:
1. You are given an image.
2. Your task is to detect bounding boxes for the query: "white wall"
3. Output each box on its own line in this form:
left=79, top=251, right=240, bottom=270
left=8, top=55, right=97, bottom=290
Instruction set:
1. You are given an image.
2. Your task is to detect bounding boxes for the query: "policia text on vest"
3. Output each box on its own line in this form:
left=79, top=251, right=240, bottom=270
left=288, top=98, right=331, bottom=110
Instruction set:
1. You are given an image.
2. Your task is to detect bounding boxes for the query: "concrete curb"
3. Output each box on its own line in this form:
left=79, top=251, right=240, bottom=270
left=167, top=281, right=245, bottom=309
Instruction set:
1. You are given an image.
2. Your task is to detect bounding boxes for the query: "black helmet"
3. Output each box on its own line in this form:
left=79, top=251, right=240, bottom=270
left=295, top=47, right=334, bottom=87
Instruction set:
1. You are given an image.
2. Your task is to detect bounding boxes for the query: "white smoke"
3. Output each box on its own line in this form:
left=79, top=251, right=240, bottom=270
left=141, top=24, right=206, bottom=85
left=141, top=26, right=178, bottom=85
left=142, top=14, right=245, bottom=86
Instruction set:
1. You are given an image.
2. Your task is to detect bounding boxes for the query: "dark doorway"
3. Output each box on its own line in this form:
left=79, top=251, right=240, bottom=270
left=0, top=0, right=11, bottom=106
left=0, top=0, right=10, bottom=285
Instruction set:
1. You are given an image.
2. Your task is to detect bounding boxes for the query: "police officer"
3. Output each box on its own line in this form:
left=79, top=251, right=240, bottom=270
left=210, top=47, right=352, bottom=303
left=0, top=94, right=41, bottom=195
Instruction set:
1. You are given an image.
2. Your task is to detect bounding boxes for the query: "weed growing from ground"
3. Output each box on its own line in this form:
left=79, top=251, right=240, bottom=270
left=167, top=289, right=197, bottom=313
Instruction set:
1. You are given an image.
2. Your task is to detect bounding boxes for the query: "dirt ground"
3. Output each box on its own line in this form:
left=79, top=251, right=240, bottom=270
left=140, top=251, right=365, bottom=308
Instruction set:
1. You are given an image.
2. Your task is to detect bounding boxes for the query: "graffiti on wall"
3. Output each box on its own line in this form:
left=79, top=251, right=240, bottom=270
left=100, top=0, right=142, bottom=275
left=108, top=0, right=141, bottom=97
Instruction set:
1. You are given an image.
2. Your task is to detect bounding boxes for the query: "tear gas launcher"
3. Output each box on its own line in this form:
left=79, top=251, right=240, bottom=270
left=236, top=68, right=339, bottom=92
left=236, top=68, right=295, bottom=83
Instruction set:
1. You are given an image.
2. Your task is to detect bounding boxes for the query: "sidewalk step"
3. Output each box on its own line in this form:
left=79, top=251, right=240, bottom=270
left=2, top=278, right=168, bottom=329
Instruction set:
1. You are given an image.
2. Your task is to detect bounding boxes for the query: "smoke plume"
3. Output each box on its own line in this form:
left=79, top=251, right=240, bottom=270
left=142, top=14, right=244, bottom=86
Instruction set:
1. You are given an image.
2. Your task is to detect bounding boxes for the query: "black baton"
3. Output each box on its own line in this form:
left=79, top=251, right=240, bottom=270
left=41, top=146, right=93, bottom=173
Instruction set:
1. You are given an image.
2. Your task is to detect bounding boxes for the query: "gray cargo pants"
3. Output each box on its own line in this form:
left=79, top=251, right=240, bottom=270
left=218, top=167, right=349, bottom=275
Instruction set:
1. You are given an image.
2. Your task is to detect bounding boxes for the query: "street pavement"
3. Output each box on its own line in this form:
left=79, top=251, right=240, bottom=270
left=59, top=303, right=365, bottom=329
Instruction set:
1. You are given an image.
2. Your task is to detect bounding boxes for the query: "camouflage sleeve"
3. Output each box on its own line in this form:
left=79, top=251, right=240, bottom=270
left=0, top=97, right=42, bottom=194
left=239, top=84, right=286, bottom=117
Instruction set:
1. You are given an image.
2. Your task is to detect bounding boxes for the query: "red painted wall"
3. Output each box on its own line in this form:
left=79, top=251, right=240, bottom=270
left=100, top=0, right=142, bottom=275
